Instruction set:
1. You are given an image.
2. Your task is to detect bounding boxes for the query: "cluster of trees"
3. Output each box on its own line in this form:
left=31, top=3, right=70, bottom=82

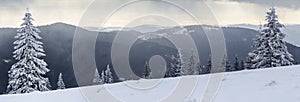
left=200, top=55, right=246, bottom=74
left=160, top=6, right=293, bottom=78
left=93, top=65, right=114, bottom=85
left=160, top=51, right=247, bottom=78
left=121, top=7, right=296, bottom=80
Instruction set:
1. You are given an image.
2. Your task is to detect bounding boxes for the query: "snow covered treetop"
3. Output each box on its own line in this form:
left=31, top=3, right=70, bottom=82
left=265, top=7, right=284, bottom=28
left=21, top=12, right=35, bottom=26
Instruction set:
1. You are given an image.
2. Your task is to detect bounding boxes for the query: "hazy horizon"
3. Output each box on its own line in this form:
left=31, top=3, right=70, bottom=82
left=2, top=21, right=300, bottom=29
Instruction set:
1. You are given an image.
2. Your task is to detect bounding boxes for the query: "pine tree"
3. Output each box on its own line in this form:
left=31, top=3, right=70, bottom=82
left=57, top=73, right=65, bottom=89
left=233, top=55, right=240, bottom=71
left=245, top=57, right=254, bottom=69
left=222, top=55, right=233, bottom=72
left=200, top=56, right=211, bottom=74
left=199, top=65, right=208, bottom=74
left=104, top=65, right=113, bottom=83
left=177, top=49, right=186, bottom=76
left=205, top=56, right=212, bottom=74
left=187, top=50, right=199, bottom=75
left=7, top=10, right=51, bottom=94
left=167, top=50, right=184, bottom=77
left=101, top=71, right=105, bottom=83
left=239, top=60, right=245, bottom=70
left=248, top=7, right=294, bottom=69
left=196, top=62, right=201, bottom=75
left=142, top=61, right=151, bottom=79
left=93, top=68, right=103, bottom=84
left=166, top=62, right=175, bottom=77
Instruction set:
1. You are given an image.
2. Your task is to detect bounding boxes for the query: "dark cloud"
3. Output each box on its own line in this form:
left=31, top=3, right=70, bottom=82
left=227, top=0, right=300, bottom=9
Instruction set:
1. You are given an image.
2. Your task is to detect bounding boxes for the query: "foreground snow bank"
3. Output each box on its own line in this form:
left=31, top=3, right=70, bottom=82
left=1, top=65, right=300, bottom=102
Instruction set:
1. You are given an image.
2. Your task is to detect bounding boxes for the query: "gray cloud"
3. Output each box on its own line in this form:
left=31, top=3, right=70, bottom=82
left=1, top=0, right=300, bottom=27
left=0, top=0, right=33, bottom=5
left=227, top=0, right=300, bottom=9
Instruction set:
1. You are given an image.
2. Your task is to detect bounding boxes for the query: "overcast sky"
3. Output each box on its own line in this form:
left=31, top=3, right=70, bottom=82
left=0, top=0, right=299, bottom=27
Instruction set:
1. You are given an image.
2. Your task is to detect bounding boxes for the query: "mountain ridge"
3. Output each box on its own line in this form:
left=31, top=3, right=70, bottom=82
left=0, top=22, right=299, bottom=94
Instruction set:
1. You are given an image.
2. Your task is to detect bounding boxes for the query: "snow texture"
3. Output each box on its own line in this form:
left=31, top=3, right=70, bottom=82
left=1, top=65, right=300, bottom=102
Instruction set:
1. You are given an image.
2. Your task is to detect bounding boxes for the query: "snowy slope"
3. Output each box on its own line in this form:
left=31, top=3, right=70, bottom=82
left=1, top=65, right=300, bottom=102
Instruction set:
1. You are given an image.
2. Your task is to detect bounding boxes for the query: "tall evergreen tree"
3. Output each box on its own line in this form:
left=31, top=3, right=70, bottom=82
left=57, top=73, right=65, bottom=89
left=104, top=65, right=113, bottom=83
left=7, top=10, right=51, bottom=94
left=93, top=68, right=103, bottom=84
left=248, top=7, right=294, bottom=69
left=142, top=61, right=151, bottom=79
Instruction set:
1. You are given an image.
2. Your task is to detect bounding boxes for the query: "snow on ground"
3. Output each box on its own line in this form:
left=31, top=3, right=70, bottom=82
left=1, top=65, right=300, bottom=102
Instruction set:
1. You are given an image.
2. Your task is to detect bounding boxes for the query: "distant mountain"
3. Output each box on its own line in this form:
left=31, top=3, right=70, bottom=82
left=0, top=22, right=299, bottom=94
left=228, top=24, right=259, bottom=30
left=0, top=23, right=177, bottom=94
left=131, top=24, right=170, bottom=33
left=83, top=24, right=170, bottom=33
left=229, top=24, right=300, bottom=47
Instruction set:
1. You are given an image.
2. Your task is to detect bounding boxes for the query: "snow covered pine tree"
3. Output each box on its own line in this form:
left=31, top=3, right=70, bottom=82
left=142, top=61, right=151, bottom=79
left=233, top=56, right=240, bottom=71
left=100, top=71, right=105, bottom=83
left=248, top=7, right=294, bottom=69
left=200, top=55, right=211, bottom=74
left=7, top=10, right=51, bottom=94
left=233, top=55, right=244, bottom=71
left=167, top=50, right=184, bottom=77
left=93, top=68, right=103, bottom=84
left=187, top=50, right=199, bottom=75
left=57, top=73, right=66, bottom=89
left=239, top=60, right=245, bottom=70
left=222, top=55, right=232, bottom=72
left=104, top=65, right=113, bottom=83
